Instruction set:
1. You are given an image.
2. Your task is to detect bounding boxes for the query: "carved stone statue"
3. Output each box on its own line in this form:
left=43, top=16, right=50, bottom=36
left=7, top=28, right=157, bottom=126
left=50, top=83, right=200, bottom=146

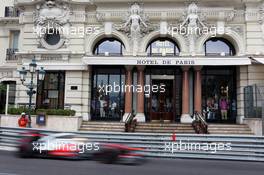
left=121, top=3, right=148, bottom=56
left=181, top=3, right=205, bottom=55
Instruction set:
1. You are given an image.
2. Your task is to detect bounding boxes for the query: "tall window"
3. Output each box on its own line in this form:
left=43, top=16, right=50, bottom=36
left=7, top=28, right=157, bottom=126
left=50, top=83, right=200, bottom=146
left=147, top=38, right=180, bottom=56
left=6, top=31, right=19, bottom=61
left=37, top=72, right=65, bottom=109
left=10, top=31, right=20, bottom=49
left=93, top=38, right=124, bottom=56
left=91, top=67, right=125, bottom=121
left=204, top=38, right=236, bottom=56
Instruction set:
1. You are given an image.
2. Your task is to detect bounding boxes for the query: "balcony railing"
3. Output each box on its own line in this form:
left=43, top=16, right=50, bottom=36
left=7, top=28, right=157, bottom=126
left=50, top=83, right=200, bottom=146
left=6, top=48, right=18, bottom=61
left=5, top=6, right=20, bottom=17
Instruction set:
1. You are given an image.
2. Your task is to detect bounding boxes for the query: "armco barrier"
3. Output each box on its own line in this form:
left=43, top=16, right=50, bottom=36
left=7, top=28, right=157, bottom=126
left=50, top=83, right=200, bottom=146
left=0, top=127, right=264, bottom=161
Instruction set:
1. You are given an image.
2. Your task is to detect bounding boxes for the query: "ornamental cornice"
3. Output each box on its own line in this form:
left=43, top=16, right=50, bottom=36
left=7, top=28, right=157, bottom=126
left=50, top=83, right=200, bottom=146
left=96, top=8, right=240, bottom=23
left=14, top=0, right=93, bottom=6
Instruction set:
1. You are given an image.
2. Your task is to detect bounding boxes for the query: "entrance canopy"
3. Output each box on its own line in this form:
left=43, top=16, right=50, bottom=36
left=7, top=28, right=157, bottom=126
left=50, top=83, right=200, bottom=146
left=83, top=56, right=252, bottom=66
left=252, top=57, right=264, bottom=64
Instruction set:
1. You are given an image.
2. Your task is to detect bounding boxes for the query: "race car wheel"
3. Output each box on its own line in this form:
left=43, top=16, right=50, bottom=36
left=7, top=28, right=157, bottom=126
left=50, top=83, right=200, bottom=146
left=100, top=149, right=119, bottom=164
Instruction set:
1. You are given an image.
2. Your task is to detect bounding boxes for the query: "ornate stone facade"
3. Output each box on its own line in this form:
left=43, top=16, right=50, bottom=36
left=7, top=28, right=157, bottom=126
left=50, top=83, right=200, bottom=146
left=0, top=0, right=263, bottom=133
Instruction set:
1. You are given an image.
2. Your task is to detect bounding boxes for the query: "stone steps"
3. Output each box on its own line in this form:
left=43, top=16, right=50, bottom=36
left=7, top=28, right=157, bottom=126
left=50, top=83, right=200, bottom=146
left=79, top=122, right=253, bottom=135
left=81, top=121, right=125, bottom=126
left=134, top=129, right=195, bottom=133
left=79, top=121, right=125, bottom=132
left=208, top=124, right=250, bottom=128
left=134, top=123, right=195, bottom=133
left=208, top=124, right=253, bottom=135
left=81, top=125, right=125, bottom=129
left=136, top=123, right=192, bottom=127
left=80, top=128, right=125, bottom=132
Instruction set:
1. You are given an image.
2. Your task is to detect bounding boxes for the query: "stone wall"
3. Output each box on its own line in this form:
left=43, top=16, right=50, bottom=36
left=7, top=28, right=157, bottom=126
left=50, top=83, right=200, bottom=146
left=243, top=118, right=263, bottom=136
left=236, top=65, right=264, bottom=124
left=0, top=115, right=82, bottom=132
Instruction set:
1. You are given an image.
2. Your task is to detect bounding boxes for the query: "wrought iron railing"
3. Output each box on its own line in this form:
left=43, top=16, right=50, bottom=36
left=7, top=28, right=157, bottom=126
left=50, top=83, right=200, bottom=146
left=125, top=111, right=137, bottom=132
left=192, top=111, right=208, bottom=134
left=6, top=48, right=18, bottom=61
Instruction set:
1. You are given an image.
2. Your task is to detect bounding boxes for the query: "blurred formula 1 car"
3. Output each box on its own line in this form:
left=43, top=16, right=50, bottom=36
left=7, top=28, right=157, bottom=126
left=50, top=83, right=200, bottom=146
left=17, top=131, right=146, bottom=165
left=17, top=131, right=99, bottom=160
left=94, top=143, right=145, bottom=165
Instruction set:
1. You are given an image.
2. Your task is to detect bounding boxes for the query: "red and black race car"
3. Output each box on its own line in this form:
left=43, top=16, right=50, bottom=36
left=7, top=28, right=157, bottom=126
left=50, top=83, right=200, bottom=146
left=17, top=131, right=146, bottom=165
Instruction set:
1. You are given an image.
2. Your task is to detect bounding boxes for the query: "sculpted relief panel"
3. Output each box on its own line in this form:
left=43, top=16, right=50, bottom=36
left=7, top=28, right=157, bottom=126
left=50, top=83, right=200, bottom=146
left=34, top=0, right=72, bottom=50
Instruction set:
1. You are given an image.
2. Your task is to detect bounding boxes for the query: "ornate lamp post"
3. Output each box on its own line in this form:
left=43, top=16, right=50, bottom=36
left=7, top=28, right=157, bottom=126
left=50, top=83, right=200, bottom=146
left=18, top=59, right=46, bottom=128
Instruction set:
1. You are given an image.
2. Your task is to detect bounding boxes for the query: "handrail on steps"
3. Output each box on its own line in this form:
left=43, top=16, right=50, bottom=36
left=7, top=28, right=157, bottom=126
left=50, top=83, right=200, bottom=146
left=192, top=111, right=208, bottom=134
left=125, top=111, right=137, bottom=132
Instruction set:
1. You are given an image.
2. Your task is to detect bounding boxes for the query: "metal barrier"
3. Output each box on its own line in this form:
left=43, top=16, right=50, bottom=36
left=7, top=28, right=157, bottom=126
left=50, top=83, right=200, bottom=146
left=1, top=126, right=264, bottom=161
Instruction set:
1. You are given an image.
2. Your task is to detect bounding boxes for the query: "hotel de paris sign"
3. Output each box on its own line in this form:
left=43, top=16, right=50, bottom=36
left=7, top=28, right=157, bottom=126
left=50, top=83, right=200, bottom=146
left=83, top=56, right=252, bottom=66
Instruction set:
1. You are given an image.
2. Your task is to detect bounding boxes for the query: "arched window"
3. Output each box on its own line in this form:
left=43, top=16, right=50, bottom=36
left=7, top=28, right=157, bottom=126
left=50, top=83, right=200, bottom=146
left=93, top=38, right=124, bottom=56
left=147, top=38, right=180, bottom=56
left=204, top=38, right=236, bottom=56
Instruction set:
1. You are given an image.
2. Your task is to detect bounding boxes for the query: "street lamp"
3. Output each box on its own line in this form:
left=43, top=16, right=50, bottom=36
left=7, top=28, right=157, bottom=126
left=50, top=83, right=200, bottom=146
left=18, top=58, right=46, bottom=128
left=19, top=67, right=27, bottom=84
left=29, top=59, right=37, bottom=73
left=38, top=67, right=45, bottom=81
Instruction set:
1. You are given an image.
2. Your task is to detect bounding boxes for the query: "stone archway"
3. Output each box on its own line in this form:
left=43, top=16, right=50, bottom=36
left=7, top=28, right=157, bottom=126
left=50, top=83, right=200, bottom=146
left=196, top=29, right=245, bottom=56
left=86, top=30, right=131, bottom=55
left=139, top=31, right=188, bottom=55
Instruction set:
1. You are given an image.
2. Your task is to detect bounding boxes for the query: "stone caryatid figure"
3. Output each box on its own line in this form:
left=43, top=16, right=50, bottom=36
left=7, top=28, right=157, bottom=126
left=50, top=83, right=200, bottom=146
left=122, top=3, right=148, bottom=56
left=181, top=3, right=205, bottom=55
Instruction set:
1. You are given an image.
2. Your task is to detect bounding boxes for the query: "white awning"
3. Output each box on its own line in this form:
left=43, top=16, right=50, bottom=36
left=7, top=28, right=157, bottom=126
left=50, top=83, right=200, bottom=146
left=252, top=58, right=264, bottom=64
left=82, top=56, right=252, bottom=66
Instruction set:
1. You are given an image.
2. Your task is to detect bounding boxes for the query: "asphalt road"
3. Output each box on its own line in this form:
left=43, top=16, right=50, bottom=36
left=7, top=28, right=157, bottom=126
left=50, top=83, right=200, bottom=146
left=0, top=151, right=263, bottom=175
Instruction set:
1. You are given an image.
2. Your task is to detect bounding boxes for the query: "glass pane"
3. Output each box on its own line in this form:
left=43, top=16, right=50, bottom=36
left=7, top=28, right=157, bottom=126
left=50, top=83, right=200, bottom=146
left=44, top=33, right=60, bottom=45
left=11, top=31, right=19, bottom=49
left=91, top=67, right=125, bottom=120
left=37, top=72, right=65, bottom=109
left=147, top=39, right=179, bottom=56
left=95, top=40, right=123, bottom=55
left=205, top=39, right=235, bottom=56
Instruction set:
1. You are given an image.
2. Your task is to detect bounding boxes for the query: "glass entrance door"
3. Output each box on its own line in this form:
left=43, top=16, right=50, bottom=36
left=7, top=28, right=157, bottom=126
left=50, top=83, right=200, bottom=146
left=202, top=67, right=237, bottom=123
left=91, top=67, right=125, bottom=121
left=149, top=80, right=174, bottom=122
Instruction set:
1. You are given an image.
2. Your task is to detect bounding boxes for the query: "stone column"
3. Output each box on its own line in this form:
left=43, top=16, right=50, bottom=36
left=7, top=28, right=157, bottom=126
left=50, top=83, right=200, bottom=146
left=180, top=66, right=192, bottom=123
left=122, top=66, right=134, bottom=122
left=194, top=66, right=202, bottom=113
left=135, top=66, right=146, bottom=122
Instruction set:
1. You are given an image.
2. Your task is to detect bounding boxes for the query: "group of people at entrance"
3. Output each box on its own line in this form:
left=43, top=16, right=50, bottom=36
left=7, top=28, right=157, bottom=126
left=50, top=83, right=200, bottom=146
left=91, top=93, right=120, bottom=119
left=205, top=96, right=236, bottom=122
